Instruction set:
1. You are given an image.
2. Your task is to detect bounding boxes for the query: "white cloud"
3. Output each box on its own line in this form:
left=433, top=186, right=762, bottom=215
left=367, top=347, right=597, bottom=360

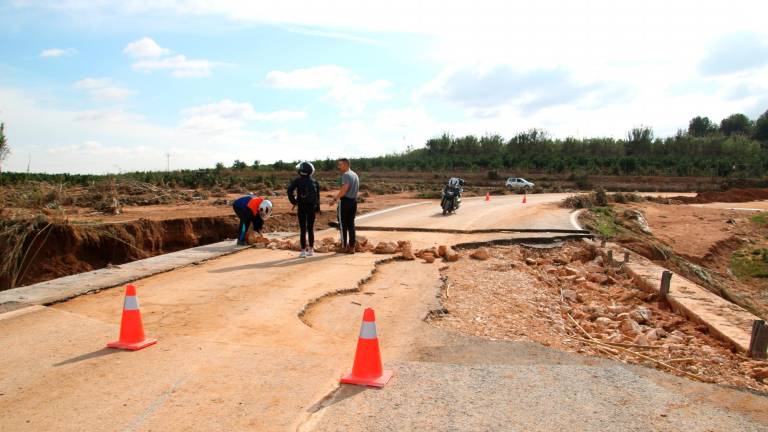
left=39, top=48, right=78, bottom=58
left=0, top=87, right=322, bottom=173
left=123, top=37, right=170, bottom=58
left=179, top=99, right=305, bottom=133
left=74, top=77, right=134, bottom=102
left=265, top=65, right=391, bottom=116
left=123, top=37, right=225, bottom=78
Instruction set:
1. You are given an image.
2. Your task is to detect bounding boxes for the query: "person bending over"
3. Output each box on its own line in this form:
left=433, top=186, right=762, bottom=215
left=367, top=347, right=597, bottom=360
left=232, top=194, right=273, bottom=246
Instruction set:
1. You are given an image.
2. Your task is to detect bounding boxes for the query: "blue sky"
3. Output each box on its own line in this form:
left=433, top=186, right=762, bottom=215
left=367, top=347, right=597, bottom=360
left=1, top=0, right=767, bottom=173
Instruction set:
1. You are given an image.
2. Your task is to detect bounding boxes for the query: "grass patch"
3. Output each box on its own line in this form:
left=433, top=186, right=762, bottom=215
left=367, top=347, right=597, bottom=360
left=731, top=248, right=768, bottom=278
left=588, top=206, right=621, bottom=238
left=750, top=212, right=768, bottom=227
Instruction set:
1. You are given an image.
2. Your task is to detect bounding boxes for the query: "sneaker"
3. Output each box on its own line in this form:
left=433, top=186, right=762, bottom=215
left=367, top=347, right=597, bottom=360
left=306, top=248, right=314, bottom=257
left=299, top=249, right=308, bottom=258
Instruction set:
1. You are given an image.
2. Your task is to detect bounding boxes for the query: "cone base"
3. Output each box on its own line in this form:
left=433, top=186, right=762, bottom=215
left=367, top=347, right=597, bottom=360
left=340, top=370, right=393, bottom=388
left=107, top=338, right=157, bottom=351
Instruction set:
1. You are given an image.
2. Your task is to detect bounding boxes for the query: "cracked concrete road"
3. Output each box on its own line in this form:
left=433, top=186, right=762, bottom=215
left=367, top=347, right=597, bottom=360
left=1, top=193, right=765, bottom=431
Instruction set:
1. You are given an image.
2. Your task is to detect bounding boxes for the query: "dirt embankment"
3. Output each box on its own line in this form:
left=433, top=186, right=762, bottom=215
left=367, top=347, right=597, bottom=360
left=671, top=188, right=768, bottom=204
left=0, top=216, right=238, bottom=290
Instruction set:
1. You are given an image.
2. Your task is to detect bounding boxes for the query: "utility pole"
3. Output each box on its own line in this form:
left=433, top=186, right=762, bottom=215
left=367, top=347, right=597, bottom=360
left=26, top=152, right=31, bottom=174
left=165, top=153, right=170, bottom=172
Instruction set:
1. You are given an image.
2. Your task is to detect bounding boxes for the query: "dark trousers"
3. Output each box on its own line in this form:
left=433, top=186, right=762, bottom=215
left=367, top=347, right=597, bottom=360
left=297, top=204, right=316, bottom=249
left=233, top=205, right=263, bottom=242
left=338, top=197, right=357, bottom=248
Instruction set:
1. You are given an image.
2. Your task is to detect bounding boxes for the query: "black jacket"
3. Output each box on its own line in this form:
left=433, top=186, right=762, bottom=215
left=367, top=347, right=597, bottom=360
left=287, top=176, right=321, bottom=207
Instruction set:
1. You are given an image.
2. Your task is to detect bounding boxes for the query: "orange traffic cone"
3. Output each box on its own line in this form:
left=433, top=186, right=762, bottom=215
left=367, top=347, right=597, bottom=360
left=522, top=193, right=527, bottom=204
left=107, top=284, right=157, bottom=351
left=485, top=192, right=490, bottom=201
left=341, top=308, right=393, bottom=387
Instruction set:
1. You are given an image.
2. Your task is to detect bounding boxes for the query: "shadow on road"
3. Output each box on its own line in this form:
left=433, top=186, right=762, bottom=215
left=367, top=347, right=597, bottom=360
left=208, top=253, right=340, bottom=273
left=305, top=385, right=370, bottom=415
left=54, top=347, right=120, bottom=367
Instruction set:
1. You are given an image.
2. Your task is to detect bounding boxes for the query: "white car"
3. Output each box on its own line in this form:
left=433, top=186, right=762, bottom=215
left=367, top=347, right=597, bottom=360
left=505, top=177, right=535, bottom=190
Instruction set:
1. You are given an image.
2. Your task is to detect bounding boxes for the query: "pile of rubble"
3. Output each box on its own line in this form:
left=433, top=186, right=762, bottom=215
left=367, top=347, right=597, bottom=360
left=246, top=233, right=464, bottom=263
left=431, top=241, right=768, bottom=392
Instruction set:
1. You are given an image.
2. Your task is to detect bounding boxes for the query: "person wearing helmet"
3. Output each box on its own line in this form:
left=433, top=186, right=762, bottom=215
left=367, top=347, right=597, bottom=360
left=232, top=194, right=273, bottom=246
left=287, top=161, right=321, bottom=258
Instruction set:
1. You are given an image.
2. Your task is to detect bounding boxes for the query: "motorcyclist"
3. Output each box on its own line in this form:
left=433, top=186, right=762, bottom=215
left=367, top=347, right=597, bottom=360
left=441, top=177, right=465, bottom=213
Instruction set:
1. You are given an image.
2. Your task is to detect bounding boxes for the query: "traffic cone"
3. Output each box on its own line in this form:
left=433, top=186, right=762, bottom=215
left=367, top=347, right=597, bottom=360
left=485, top=192, right=490, bottom=201
left=107, top=284, right=157, bottom=351
left=340, top=308, right=393, bottom=387
left=522, top=193, right=527, bottom=204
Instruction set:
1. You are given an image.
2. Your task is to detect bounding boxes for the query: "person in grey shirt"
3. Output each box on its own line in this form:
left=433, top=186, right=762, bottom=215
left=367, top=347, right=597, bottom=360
left=330, top=158, right=359, bottom=253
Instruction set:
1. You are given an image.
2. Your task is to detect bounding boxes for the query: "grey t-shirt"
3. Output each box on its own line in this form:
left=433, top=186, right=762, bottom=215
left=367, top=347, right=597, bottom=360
left=341, top=169, right=359, bottom=199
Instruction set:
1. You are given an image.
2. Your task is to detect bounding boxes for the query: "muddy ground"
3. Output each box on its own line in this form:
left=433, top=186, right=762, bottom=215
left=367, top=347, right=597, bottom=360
left=430, top=242, right=768, bottom=393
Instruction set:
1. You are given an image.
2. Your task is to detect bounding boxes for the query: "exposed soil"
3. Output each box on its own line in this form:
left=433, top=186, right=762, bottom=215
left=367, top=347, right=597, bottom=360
left=0, top=216, right=237, bottom=289
left=672, top=188, right=768, bottom=204
left=430, top=242, right=768, bottom=392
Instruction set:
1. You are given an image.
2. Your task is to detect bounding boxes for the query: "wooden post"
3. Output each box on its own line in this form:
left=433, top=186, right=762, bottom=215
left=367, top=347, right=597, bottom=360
left=607, top=250, right=613, bottom=267
left=660, top=271, right=672, bottom=298
left=749, top=320, right=768, bottom=359
left=623, top=251, right=630, bottom=264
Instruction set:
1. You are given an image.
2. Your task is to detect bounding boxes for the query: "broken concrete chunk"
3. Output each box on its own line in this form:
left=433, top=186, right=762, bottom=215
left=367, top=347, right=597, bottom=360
left=470, top=248, right=490, bottom=260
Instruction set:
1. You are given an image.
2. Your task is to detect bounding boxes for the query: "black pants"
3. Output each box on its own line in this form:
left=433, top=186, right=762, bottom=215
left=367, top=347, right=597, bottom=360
left=297, top=204, right=316, bottom=249
left=233, top=205, right=263, bottom=242
left=338, top=198, right=357, bottom=248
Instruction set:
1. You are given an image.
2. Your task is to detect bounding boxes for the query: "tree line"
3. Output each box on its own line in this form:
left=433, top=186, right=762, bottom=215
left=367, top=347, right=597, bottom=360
left=1, top=110, right=767, bottom=188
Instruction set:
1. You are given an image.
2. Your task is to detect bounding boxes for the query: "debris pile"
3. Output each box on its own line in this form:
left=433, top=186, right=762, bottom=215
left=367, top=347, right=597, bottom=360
left=430, top=241, right=768, bottom=392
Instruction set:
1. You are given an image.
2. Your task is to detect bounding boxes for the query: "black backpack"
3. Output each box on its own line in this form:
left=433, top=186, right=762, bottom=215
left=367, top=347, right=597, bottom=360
left=297, top=177, right=319, bottom=205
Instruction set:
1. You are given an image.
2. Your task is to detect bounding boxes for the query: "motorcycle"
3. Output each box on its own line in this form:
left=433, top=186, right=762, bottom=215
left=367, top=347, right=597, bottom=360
left=441, top=188, right=461, bottom=215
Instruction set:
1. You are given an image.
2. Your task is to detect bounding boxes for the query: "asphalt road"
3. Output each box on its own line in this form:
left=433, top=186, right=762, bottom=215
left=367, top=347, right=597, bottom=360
left=1, top=193, right=765, bottom=431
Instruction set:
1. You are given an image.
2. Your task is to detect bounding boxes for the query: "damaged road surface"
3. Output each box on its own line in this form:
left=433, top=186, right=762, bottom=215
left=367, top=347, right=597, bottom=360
left=1, top=193, right=766, bottom=431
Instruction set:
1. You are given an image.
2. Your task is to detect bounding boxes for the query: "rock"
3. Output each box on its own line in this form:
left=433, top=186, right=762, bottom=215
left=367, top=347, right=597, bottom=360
left=437, top=245, right=448, bottom=257
left=653, top=328, right=667, bottom=338
left=630, top=307, right=652, bottom=324
left=397, top=240, right=412, bottom=252
left=417, top=247, right=439, bottom=258
left=633, top=333, right=649, bottom=346
left=470, top=248, right=490, bottom=260
left=525, top=258, right=537, bottom=266
left=645, top=329, right=659, bottom=342
left=623, top=209, right=653, bottom=234
left=290, top=241, right=302, bottom=252
left=564, top=266, right=581, bottom=276
left=571, top=245, right=597, bottom=263
left=587, top=273, right=609, bottom=284
left=750, top=367, right=768, bottom=381
left=314, top=245, right=329, bottom=253
left=445, top=248, right=460, bottom=262
left=620, top=318, right=642, bottom=336
left=374, top=242, right=397, bottom=254
left=570, top=309, right=587, bottom=320
left=357, top=236, right=368, bottom=247
left=595, top=317, right=613, bottom=326
left=542, top=265, right=559, bottom=275
left=553, top=256, right=570, bottom=265
left=423, top=254, right=436, bottom=264
left=401, top=247, right=416, bottom=260
left=665, top=335, right=685, bottom=345
left=607, top=305, right=629, bottom=315
left=561, top=289, right=579, bottom=302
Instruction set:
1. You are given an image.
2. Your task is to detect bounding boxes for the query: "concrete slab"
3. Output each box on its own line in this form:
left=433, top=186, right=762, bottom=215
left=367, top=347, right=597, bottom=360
left=600, top=243, right=761, bottom=353
left=0, top=240, right=248, bottom=308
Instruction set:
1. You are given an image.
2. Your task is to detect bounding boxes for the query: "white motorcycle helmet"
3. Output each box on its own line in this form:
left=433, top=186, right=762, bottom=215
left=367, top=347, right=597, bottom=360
left=259, top=199, right=273, bottom=220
